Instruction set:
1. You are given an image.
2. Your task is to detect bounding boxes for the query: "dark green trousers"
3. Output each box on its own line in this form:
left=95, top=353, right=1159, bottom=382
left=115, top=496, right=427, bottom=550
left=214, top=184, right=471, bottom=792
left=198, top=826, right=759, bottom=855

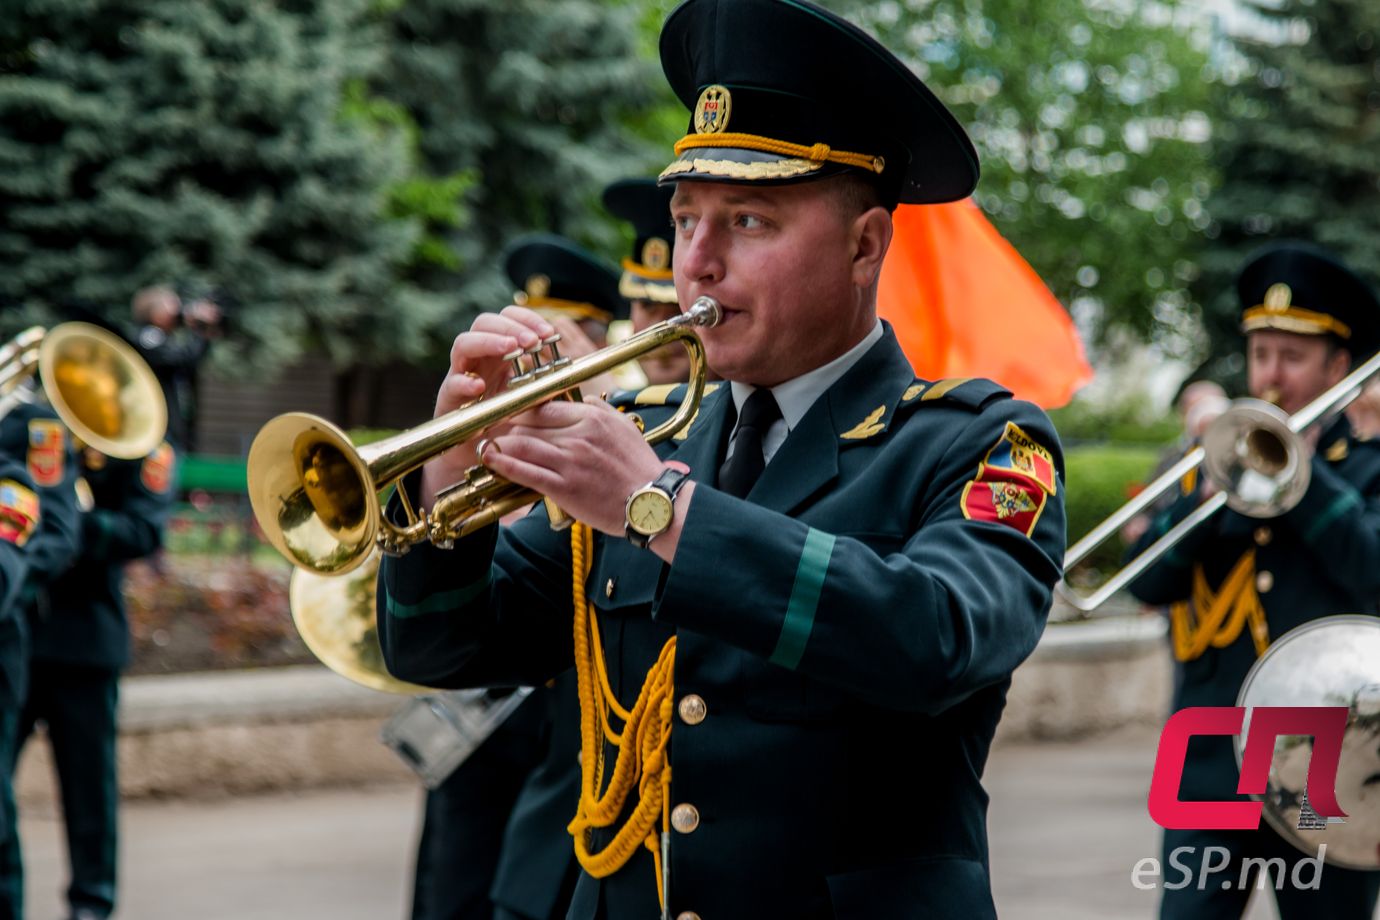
left=0, top=704, right=21, bottom=920
left=17, top=662, right=120, bottom=920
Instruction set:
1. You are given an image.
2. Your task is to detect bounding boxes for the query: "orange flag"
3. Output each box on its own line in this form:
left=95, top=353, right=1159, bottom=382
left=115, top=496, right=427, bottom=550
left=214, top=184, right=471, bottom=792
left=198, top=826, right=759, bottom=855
left=877, top=199, right=1092, bottom=409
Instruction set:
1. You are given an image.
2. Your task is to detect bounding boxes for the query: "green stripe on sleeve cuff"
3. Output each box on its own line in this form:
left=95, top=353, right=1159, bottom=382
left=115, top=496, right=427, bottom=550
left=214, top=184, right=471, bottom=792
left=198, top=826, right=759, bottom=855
left=769, top=528, right=836, bottom=670
left=385, top=571, right=492, bottom=620
left=1304, top=490, right=1362, bottom=544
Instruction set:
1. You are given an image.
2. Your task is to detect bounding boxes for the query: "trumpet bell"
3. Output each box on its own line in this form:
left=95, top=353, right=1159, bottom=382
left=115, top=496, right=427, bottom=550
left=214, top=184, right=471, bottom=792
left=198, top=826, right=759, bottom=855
left=1237, top=616, right=1380, bottom=870
left=39, top=323, right=167, bottom=459
left=1201, top=398, right=1311, bottom=518
left=247, top=412, right=378, bottom=576
left=288, top=550, right=432, bottom=695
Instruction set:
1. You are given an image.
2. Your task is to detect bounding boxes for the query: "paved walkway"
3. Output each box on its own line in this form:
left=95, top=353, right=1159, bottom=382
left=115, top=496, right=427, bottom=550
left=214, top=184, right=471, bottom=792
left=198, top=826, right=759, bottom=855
left=19, top=728, right=1331, bottom=919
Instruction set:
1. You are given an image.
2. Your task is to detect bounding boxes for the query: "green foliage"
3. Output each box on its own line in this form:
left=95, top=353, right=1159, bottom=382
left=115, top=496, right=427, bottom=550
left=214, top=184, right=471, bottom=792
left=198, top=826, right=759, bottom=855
left=1063, top=442, right=1162, bottom=575
left=820, top=0, right=1217, bottom=358
left=0, top=0, right=448, bottom=373
left=379, top=0, right=666, bottom=321
left=1195, top=0, right=1380, bottom=367
left=1049, top=395, right=1181, bottom=445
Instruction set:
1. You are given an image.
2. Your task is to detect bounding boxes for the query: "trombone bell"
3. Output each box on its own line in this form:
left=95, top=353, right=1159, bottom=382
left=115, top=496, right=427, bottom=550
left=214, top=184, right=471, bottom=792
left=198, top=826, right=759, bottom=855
left=1200, top=398, right=1310, bottom=517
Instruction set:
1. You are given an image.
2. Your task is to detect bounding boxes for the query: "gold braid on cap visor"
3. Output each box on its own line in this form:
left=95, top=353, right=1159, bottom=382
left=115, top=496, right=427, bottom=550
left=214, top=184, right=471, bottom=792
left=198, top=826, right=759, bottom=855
left=660, top=133, right=886, bottom=181
left=514, top=295, right=613, bottom=325
left=1241, top=305, right=1352, bottom=340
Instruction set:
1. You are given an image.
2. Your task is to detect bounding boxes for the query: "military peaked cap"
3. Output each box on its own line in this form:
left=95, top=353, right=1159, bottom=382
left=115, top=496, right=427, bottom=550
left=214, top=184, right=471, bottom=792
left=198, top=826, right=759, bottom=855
left=657, top=0, right=978, bottom=207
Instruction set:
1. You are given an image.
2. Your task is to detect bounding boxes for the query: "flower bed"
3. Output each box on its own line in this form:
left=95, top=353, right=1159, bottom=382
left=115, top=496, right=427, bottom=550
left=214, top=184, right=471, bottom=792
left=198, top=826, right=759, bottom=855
left=124, top=554, right=313, bottom=675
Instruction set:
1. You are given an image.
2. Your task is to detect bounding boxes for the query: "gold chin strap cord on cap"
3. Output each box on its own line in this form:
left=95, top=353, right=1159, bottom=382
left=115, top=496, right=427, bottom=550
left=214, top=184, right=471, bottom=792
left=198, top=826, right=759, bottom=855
left=673, top=132, right=886, bottom=174
left=567, top=522, right=677, bottom=908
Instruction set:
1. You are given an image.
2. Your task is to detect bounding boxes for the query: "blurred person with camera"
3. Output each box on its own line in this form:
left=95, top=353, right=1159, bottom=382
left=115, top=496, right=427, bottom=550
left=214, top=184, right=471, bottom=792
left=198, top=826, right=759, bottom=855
left=131, top=284, right=221, bottom=450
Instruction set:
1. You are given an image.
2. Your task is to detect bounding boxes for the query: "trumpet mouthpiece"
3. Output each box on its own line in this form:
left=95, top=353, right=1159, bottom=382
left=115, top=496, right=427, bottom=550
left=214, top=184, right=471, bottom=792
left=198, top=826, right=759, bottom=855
left=685, top=296, right=722, bottom=327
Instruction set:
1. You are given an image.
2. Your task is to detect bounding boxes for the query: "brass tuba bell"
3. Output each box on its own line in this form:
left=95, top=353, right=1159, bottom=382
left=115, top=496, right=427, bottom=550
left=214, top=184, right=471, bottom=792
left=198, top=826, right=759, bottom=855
left=0, top=322, right=167, bottom=459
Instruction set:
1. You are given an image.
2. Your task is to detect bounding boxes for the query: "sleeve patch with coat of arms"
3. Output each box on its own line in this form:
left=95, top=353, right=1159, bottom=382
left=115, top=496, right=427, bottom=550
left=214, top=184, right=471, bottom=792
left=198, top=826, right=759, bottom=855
left=960, top=422, right=1057, bottom=537
left=27, top=419, right=66, bottom=488
left=141, top=442, right=175, bottom=494
left=0, top=479, right=40, bottom=547
left=977, top=421, right=1057, bottom=494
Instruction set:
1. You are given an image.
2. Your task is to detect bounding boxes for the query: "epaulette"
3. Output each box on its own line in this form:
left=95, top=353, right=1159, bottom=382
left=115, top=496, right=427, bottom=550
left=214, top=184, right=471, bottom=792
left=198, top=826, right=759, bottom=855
left=610, top=382, right=721, bottom=409
left=899, top=377, right=1012, bottom=411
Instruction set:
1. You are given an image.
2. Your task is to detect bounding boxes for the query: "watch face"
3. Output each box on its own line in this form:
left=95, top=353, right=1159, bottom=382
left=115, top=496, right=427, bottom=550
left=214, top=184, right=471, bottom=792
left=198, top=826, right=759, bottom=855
left=628, top=490, right=674, bottom=536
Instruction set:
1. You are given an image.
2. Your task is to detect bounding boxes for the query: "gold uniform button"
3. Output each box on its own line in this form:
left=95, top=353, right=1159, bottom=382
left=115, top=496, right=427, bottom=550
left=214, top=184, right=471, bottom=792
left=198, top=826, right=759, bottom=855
left=1256, top=570, right=1274, bottom=593
left=1254, top=526, right=1272, bottom=546
left=676, top=913, right=701, bottom=920
left=605, top=578, right=616, bottom=599
left=678, top=694, right=707, bottom=725
left=671, top=803, right=700, bottom=834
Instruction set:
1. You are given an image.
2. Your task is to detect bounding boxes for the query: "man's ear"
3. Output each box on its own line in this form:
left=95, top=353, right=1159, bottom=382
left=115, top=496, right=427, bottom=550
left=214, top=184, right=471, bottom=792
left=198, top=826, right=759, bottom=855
left=1327, top=345, right=1353, bottom=387
left=850, top=207, right=893, bottom=289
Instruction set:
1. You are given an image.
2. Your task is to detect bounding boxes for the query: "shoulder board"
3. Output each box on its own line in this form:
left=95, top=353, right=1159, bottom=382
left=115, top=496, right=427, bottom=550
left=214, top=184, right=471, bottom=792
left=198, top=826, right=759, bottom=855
left=610, top=382, right=721, bottom=409
left=901, top=377, right=1012, bottom=411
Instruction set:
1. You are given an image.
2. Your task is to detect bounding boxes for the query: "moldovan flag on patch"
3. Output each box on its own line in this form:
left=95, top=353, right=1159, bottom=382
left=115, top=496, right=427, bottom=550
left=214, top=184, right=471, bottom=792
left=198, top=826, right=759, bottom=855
left=877, top=199, right=1093, bottom=409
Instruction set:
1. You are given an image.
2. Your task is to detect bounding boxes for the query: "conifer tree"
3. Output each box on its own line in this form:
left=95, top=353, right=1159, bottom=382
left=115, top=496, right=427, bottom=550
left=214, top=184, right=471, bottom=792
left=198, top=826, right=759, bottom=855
left=380, top=0, right=664, bottom=312
left=0, top=0, right=442, bottom=372
left=1196, top=0, right=1380, bottom=369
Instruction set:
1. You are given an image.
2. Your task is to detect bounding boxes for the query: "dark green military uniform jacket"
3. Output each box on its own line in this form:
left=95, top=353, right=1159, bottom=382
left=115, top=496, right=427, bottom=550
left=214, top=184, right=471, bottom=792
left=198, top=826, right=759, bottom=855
left=35, top=444, right=176, bottom=670
left=0, top=455, right=39, bottom=707
left=379, top=329, right=1065, bottom=920
left=1129, top=416, right=1380, bottom=801
left=489, top=672, right=581, bottom=920
left=0, top=404, right=81, bottom=705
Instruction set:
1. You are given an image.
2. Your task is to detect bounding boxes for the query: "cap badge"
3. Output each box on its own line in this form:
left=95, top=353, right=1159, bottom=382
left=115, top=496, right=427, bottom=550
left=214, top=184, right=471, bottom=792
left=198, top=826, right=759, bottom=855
left=1263, top=283, right=1292, bottom=312
left=641, top=237, right=671, bottom=271
left=693, top=85, right=732, bottom=135
left=525, top=273, right=551, bottom=301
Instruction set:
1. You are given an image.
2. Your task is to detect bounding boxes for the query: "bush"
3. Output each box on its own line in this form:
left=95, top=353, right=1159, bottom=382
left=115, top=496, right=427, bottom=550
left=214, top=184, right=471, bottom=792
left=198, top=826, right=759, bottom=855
left=1063, top=443, right=1164, bottom=580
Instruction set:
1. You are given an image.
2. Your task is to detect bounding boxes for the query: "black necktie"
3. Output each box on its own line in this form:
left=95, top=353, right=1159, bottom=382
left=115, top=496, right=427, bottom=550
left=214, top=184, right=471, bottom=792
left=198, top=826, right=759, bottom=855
left=718, top=388, right=782, bottom=499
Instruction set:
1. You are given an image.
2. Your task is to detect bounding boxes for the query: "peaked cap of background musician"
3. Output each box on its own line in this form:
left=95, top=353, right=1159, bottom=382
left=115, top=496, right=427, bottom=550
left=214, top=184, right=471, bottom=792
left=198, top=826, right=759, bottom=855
left=502, top=233, right=628, bottom=324
left=602, top=178, right=678, bottom=306
left=656, top=0, right=979, bottom=209
left=1237, top=241, right=1380, bottom=363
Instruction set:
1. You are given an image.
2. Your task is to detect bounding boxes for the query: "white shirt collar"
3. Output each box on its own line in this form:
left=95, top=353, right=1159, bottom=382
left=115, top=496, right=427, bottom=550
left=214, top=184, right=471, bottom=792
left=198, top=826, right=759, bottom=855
left=727, top=320, right=883, bottom=463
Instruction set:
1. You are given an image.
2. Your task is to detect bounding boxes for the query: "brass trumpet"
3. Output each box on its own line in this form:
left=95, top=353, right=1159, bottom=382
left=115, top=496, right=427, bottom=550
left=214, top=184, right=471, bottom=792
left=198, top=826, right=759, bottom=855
left=247, top=296, right=722, bottom=576
left=0, top=322, right=167, bottom=460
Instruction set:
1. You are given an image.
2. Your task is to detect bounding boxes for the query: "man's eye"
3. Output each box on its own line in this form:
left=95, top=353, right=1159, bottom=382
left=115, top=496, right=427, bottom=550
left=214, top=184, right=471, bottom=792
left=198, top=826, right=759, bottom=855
left=736, top=214, right=765, bottom=229
left=674, top=214, right=696, bottom=232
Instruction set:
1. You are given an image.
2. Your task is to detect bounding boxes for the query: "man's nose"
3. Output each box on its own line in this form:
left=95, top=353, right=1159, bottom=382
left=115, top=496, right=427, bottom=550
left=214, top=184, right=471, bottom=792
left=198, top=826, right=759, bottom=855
left=676, top=222, right=725, bottom=286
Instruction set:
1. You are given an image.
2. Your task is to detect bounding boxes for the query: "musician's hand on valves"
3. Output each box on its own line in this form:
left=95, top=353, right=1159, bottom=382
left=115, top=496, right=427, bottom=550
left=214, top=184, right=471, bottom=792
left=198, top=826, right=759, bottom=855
left=479, top=398, right=670, bottom=538
left=421, top=306, right=555, bottom=507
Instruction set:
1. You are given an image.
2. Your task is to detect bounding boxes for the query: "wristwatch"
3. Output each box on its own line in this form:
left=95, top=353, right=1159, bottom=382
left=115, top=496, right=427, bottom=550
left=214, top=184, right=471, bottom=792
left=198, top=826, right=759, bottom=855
left=624, top=467, right=690, bottom=549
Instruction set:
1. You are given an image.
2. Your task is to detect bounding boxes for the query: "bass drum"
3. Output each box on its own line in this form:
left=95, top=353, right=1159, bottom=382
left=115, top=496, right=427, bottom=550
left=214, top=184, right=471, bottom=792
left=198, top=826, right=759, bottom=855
left=1235, top=615, right=1380, bottom=870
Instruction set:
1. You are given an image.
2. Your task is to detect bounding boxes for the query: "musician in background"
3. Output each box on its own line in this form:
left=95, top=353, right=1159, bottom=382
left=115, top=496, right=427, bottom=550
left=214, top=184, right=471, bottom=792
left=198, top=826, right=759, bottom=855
left=379, top=0, right=1065, bottom=914
left=14, top=441, right=175, bottom=920
left=602, top=178, right=693, bottom=388
left=1128, top=242, right=1380, bottom=918
left=0, top=355, right=82, bottom=920
left=408, top=235, right=624, bottom=920
left=0, top=451, right=58, bottom=920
